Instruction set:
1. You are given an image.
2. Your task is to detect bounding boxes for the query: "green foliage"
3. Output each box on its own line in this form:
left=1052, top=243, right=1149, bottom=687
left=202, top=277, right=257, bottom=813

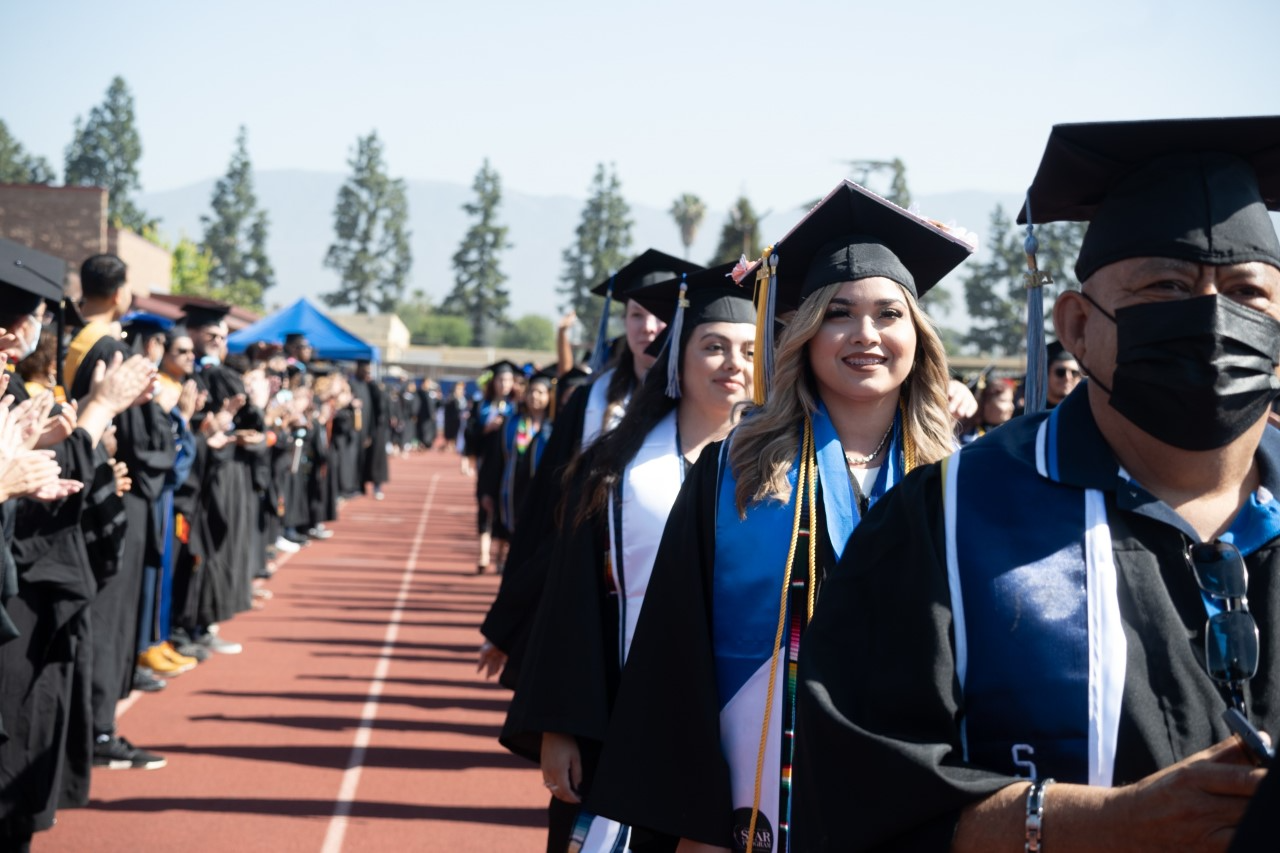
left=442, top=159, right=511, bottom=345
left=170, top=235, right=263, bottom=310
left=323, top=131, right=412, bottom=313
left=559, top=163, right=633, bottom=335
left=845, top=158, right=911, bottom=208
left=0, top=119, right=56, bottom=184
left=669, top=193, right=706, bottom=260
left=709, top=196, right=762, bottom=265
left=64, top=76, right=154, bottom=232
left=498, top=314, right=555, bottom=350
left=397, top=289, right=474, bottom=346
left=962, top=204, right=1086, bottom=355
left=201, top=126, right=274, bottom=306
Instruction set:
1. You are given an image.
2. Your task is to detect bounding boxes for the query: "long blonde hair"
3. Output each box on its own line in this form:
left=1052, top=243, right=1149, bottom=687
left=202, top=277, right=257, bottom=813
left=728, top=280, right=954, bottom=515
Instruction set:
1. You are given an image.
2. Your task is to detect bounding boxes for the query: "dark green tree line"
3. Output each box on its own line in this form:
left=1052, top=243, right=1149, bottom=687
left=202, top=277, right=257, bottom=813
left=64, top=76, right=153, bottom=231
left=323, top=131, right=412, bottom=313
left=200, top=126, right=274, bottom=308
left=442, top=159, right=511, bottom=345
left=559, top=163, right=633, bottom=335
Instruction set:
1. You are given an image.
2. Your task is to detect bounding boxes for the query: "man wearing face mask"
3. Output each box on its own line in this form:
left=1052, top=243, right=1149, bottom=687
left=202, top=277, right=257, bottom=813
left=795, top=117, right=1280, bottom=853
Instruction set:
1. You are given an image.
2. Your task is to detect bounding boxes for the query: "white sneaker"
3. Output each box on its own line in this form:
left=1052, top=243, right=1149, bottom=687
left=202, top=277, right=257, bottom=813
left=274, top=536, right=301, bottom=554
left=374, top=490, right=385, bottom=501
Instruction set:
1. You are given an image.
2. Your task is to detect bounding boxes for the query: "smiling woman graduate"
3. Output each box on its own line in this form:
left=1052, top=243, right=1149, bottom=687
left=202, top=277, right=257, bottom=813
left=585, top=181, right=974, bottom=853
left=501, top=262, right=756, bottom=853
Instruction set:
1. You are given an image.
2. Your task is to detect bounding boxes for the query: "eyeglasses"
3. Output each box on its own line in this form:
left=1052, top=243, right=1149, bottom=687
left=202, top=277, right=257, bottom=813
left=1053, top=366, right=1081, bottom=379
left=1186, top=541, right=1259, bottom=714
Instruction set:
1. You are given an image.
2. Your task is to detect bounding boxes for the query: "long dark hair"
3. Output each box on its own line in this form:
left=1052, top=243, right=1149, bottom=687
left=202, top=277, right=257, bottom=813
left=563, top=342, right=678, bottom=528
left=604, top=344, right=636, bottom=408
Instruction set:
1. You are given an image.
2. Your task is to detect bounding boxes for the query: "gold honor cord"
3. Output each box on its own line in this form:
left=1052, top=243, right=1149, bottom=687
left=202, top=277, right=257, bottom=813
left=751, top=257, right=772, bottom=406
left=747, top=415, right=817, bottom=853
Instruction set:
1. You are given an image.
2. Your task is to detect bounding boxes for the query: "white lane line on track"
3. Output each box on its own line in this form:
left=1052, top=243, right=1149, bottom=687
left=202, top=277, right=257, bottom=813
left=320, top=473, right=441, bottom=853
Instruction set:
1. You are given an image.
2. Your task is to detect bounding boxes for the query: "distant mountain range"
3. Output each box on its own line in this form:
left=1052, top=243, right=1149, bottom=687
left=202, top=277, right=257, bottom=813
left=139, top=171, right=1030, bottom=332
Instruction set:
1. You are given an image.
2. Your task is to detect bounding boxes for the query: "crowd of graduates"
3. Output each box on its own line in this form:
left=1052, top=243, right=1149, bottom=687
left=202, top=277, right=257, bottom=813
left=0, top=244, right=439, bottom=852
left=475, top=117, right=1280, bottom=853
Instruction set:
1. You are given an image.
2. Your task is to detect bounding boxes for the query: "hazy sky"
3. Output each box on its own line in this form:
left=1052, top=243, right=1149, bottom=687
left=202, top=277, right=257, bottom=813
left=4, top=0, right=1278, bottom=220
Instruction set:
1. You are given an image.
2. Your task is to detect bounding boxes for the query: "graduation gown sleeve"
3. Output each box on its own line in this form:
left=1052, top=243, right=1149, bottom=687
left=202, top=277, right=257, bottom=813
left=481, top=383, right=590, bottom=688
left=500, top=454, right=614, bottom=764
left=586, top=442, right=734, bottom=846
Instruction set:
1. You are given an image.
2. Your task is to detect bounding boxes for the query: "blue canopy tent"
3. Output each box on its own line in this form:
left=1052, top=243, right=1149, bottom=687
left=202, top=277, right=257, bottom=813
left=226, top=298, right=379, bottom=362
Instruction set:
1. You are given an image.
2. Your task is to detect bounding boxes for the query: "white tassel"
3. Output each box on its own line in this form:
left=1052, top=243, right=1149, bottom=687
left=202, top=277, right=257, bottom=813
left=665, top=276, right=689, bottom=399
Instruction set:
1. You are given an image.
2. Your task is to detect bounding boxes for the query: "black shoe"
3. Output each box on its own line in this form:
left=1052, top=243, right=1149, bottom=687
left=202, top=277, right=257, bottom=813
left=93, top=736, right=167, bottom=770
left=172, top=640, right=211, bottom=662
left=132, top=667, right=167, bottom=693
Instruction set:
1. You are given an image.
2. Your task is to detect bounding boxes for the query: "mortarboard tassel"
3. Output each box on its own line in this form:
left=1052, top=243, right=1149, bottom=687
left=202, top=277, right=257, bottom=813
left=751, top=248, right=777, bottom=406
left=588, top=272, right=616, bottom=374
left=665, top=275, right=689, bottom=399
left=1021, top=192, right=1050, bottom=414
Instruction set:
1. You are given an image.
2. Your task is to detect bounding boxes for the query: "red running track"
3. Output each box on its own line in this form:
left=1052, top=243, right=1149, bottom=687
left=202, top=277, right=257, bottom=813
left=38, top=451, right=547, bottom=853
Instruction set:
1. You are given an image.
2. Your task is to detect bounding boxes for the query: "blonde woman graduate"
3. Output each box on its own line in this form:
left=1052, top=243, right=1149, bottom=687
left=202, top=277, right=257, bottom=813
left=501, top=263, right=757, bottom=853
left=586, top=181, right=975, bottom=853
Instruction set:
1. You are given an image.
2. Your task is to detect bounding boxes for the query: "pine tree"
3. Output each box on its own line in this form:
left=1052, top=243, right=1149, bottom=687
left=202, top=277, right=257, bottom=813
left=669, top=193, right=707, bottom=260
left=322, top=131, right=412, bottom=313
left=709, top=196, right=762, bottom=265
left=64, top=76, right=152, bottom=231
left=200, top=126, right=274, bottom=309
left=962, top=204, right=1086, bottom=355
left=442, top=159, right=511, bottom=345
left=0, top=120, right=56, bottom=184
left=559, top=163, right=633, bottom=334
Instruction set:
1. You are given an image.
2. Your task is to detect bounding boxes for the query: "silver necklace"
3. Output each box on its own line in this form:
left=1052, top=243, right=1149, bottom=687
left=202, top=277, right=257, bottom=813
left=844, top=422, right=894, bottom=467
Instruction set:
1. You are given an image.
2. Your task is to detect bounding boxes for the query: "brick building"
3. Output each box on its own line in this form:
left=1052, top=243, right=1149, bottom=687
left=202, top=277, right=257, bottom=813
left=0, top=182, right=171, bottom=299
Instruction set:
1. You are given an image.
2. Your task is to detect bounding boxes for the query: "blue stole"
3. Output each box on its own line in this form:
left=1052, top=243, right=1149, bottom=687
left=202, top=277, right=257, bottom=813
left=499, top=415, right=550, bottom=531
left=945, top=408, right=1095, bottom=782
left=945, top=406, right=1280, bottom=785
left=710, top=403, right=906, bottom=848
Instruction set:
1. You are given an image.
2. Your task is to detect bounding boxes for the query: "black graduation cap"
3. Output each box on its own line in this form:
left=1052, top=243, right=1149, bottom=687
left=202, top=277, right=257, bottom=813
left=0, top=238, right=66, bottom=314
left=764, top=180, right=975, bottom=310
left=182, top=302, right=232, bottom=329
left=631, top=262, right=757, bottom=398
left=631, top=262, right=757, bottom=328
left=285, top=332, right=310, bottom=346
left=1045, top=339, right=1075, bottom=364
left=484, top=359, right=520, bottom=376
left=1017, top=116, right=1280, bottom=282
left=529, top=366, right=557, bottom=386
left=588, top=249, right=705, bottom=300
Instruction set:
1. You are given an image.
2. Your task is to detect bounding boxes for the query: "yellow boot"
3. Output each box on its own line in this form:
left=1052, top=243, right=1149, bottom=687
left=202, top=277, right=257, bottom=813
left=137, top=644, right=194, bottom=676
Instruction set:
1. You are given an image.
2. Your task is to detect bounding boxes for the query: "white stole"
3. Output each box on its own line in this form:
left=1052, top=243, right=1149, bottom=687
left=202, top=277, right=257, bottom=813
left=606, top=410, right=682, bottom=664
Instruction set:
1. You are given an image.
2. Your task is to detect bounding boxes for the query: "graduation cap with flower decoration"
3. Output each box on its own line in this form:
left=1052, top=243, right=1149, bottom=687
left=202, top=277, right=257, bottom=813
left=629, top=261, right=757, bottom=398
left=746, top=180, right=975, bottom=403
left=1015, top=116, right=1280, bottom=412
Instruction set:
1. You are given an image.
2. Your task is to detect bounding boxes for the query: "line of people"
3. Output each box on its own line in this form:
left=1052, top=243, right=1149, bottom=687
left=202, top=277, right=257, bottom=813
left=0, top=250, right=396, bottom=852
left=479, top=117, right=1280, bottom=853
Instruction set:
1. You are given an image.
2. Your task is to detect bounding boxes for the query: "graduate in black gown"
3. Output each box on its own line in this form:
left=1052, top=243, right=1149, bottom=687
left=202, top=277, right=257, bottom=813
left=503, top=264, right=757, bottom=853
left=351, top=359, right=389, bottom=499
left=587, top=184, right=973, bottom=853
left=417, top=380, right=439, bottom=449
left=472, top=360, right=518, bottom=574
left=794, top=118, right=1280, bottom=852
left=478, top=249, right=700, bottom=685
left=497, top=368, right=554, bottom=537
left=0, top=242, right=156, bottom=850
left=66, top=255, right=179, bottom=771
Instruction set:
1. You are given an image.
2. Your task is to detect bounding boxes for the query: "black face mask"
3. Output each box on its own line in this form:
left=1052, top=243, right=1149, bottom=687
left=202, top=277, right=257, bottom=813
left=1081, top=293, right=1280, bottom=451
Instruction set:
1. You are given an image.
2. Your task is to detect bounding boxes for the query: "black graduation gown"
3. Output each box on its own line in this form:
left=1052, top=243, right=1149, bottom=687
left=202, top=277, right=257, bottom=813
left=351, top=377, right=389, bottom=489
left=70, top=336, right=177, bottom=733
left=587, top=442, right=838, bottom=848
left=417, top=389, right=439, bottom=447
left=481, top=384, right=590, bottom=689
left=791, top=394, right=1280, bottom=852
left=1, top=427, right=99, bottom=837
left=443, top=397, right=463, bottom=443
left=171, top=433, right=209, bottom=632
left=332, top=406, right=360, bottom=497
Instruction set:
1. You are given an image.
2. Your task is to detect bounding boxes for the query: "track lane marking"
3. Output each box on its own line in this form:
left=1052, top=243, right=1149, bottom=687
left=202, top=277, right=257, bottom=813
left=320, top=473, right=441, bottom=853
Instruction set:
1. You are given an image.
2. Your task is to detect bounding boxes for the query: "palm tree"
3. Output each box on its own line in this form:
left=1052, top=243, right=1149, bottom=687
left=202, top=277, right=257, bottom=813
left=669, top=193, right=707, bottom=259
